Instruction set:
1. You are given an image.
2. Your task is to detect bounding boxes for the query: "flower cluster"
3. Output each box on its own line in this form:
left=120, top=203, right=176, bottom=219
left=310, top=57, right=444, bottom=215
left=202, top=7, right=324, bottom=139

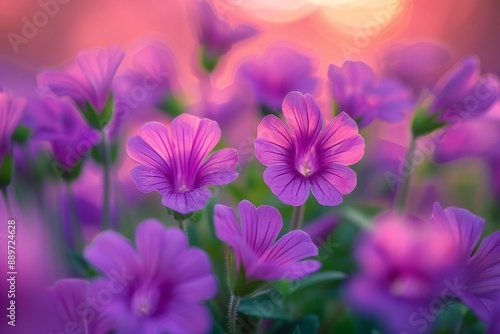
left=1, top=4, right=499, bottom=334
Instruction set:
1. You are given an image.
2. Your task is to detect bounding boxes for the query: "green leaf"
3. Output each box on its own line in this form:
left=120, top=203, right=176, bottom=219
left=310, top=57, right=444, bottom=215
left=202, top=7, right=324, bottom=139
left=99, top=93, right=114, bottom=129
left=79, top=102, right=101, bottom=129
left=161, top=95, right=184, bottom=117
left=69, top=252, right=98, bottom=278
left=0, top=153, right=14, bottom=187
left=288, top=271, right=346, bottom=295
left=210, top=322, right=225, bottom=334
left=271, top=314, right=320, bottom=334
left=12, top=125, right=32, bottom=144
left=200, top=47, right=220, bottom=73
left=411, top=107, right=446, bottom=138
left=238, top=294, right=293, bottom=321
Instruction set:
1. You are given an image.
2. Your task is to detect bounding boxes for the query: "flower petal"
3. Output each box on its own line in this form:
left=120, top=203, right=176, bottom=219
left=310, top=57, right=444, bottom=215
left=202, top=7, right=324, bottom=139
left=238, top=200, right=282, bottom=258
left=135, top=220, right=187, bottom=278
left=172, top=248, right=217, bottom=301
left=196, top=148, right=239, bottom=187
left=84, top=231, right=139, bottom=279
left=161, top=187, right=211, bottom=214
left=459, top=231, right=500, bottom=323
left=284, top=260, right=322, bottom=280
left=126, top=135, right=170, bottom=176
left=214, top=204, right=243, bottom=248
left=316, top=112, right=364, bottom=166
left=130, top=165, right=171, bottom=194
left=282, top=91, right=323, bottom=146
left=262, top=230, right=318, bottom=265
left=171, top=114, right=221, bottom=174
left=310, top=164, right=357, bottom=206
left=429, top=203, right=485, bottom=261
left=255, top=114, right=294, bottom=166
left=263, top=165, right=310, bottom=206
left=160, top=301, right=212, bottom=334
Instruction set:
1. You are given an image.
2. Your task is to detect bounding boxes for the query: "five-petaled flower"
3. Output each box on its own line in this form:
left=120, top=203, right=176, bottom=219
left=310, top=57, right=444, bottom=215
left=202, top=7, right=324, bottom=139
left=254, top=91, right=364, bottom=207
left=214, top=200, right=320, bottom=289
left=127, top=114, right=239, bottom=215
left=38, top=45, right=125, bottom=113
left=84, top=219, right=218, bottom=334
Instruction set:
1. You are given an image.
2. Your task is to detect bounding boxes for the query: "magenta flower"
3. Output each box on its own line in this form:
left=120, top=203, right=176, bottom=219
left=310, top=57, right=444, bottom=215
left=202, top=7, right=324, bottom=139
left=196, top=0, right=257, bottom=59
left=25, top=95, right=100, bottom=171
left=127, top=114, right=239, bottom=214
left=348, top=213, right=460, bottom=334
left=327, top=61, right=414, bottom=126
left=381, top=41, right=454, bottom=95
left=254, top=91, right=364, bottom=206
left=239, top=46, right=319, bottom=111
left=37, top=45, right=124, bottom=112
left=0, top=92, right=25, bottom=162
left=114, top=43, right=178, bottom=112
left=49, top=279, right=112, bottom=334
left=429, top=56, right=499, bottom=119
left=84, top=219, right=217, bottom=334
left=214, top=200, right=320, bottom=284
left=429, top=203, right=500, bottom=324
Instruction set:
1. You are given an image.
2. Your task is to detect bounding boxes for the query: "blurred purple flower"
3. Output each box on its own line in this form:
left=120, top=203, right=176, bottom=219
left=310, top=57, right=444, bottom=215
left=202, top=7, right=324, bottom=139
left=49, top=279, right=112, bottom=334
left=303, top=213, right=341, bottom=246
left=25, top=95, right=100, bottom=171
left=84, top=219, right=217, bottom=334
left=214, top=200, right=320, bottom=282
left=429, top=203, right=500, bottom=324
left=196, top=0, right=257, bottom=58
left=0, top=92, right=25, bottom=162
left=381, top=41, right=454, bottom=95
left=239, top=46, right=319, bottom=111
left=38, top=45, right=124, bottom=112
left=348, top=212, right=460, bottom=334
left=488, top=311, right=500, bottom=334
left=254, top=92, right=364, bottom=206
left=429, top=56, right=499, bottom=120
left=327, top=61, right=413, bottom=127
left=127, top=114, right=239, bottom=214
left=114, top=43, right=178, bottom=113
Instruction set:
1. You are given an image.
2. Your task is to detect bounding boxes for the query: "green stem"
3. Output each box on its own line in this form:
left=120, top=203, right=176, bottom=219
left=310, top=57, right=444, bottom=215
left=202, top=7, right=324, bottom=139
left=100, top=129, right=111, bottom=230
left=291, top=204, right=305, bottom=230
left=394, top=136, right=417, bottom=212
left=341, top=207, right=373, bottom=230
left=228, top=294, right=240, bottom=334
left=1, top=187, right=12, bottom=217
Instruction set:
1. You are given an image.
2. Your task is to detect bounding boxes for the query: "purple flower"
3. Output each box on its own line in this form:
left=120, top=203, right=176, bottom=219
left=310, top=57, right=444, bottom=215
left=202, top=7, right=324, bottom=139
left=303, top=213, right=341, bottom=247
left=49, top=279, right=112, bottom=334
left=239, top=46, right=319, bottom=111
left=127, top=114, right=239, bottom=214
left=0, top=92, right=25, bottom=162
left=196, top=0, right=257, bottom=58
left=429, top=203, right=500, bottom=324
left=38, top=45, right=124, bottom=112
left=25, top=95, right=100, bottom=171
left=254, top=91, right=364, bottom=206
left=381, top=41, right=454, bottom=95
left=214, top=200, right=320, bottom=283
left=327, top=61, right=414, bottom=127
left=84, top=219, right=217, bottom=334
left=429, top=56, right=499, bottom=119
left=348, top=213, right=460, bottom=334
left=114, top=43, right=178, bottom=112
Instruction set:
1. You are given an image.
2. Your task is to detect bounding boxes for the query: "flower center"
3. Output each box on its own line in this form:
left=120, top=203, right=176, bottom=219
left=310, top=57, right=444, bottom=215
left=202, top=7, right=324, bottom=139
left=131, top=285, right=160, bottom=318
left=178, top=184, right=188, bottom=192
left=295, top=150, right=317, bottom=177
